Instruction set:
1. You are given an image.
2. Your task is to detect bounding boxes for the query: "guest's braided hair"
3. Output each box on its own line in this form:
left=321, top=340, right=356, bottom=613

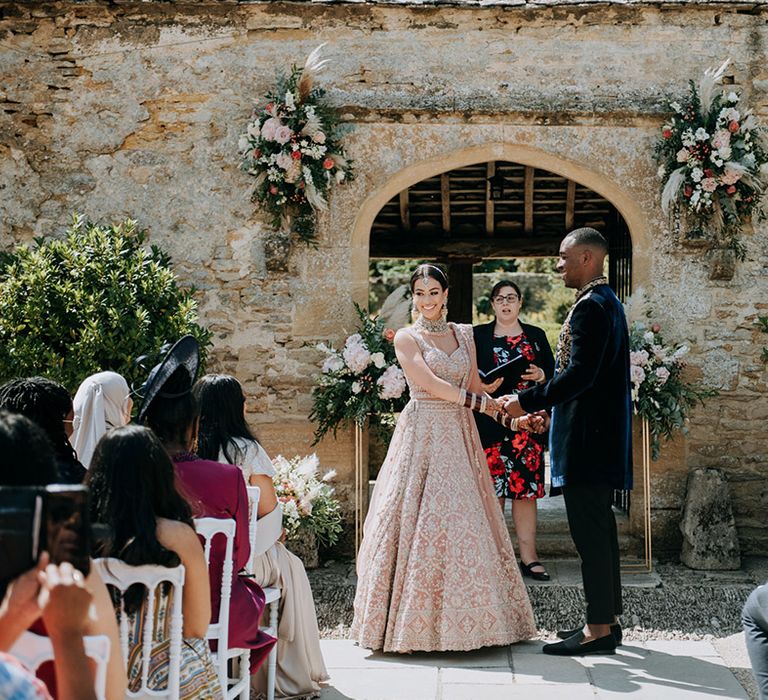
left=0, top=377, right=78, bottom=466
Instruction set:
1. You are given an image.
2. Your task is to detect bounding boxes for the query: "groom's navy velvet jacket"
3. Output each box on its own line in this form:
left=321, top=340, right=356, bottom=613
left=518, top=284, right=632, bottom=490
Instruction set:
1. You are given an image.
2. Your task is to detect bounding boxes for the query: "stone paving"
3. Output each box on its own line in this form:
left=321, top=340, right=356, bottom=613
left=309, top=558, right=765, bottom=699
left=317, top=635, right=752, bottom=699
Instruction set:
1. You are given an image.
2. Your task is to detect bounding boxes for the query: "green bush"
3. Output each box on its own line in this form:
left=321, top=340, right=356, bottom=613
left=0, top=215, right=212, bottom=393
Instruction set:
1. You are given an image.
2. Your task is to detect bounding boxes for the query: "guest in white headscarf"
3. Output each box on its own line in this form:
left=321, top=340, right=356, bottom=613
left=70, top=371, right=132, bottom=468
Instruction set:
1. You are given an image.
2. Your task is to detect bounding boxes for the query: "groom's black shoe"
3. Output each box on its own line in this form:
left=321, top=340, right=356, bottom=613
left=543, top=631, right=616, bottom=656
left=557, top=623, right=622, bottom=646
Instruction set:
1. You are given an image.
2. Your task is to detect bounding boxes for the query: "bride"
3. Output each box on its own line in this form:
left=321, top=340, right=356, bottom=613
left=351, top=263, right=538, bottom=653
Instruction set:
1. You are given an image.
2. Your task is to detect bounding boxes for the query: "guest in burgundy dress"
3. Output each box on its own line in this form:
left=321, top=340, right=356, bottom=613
left=474, top=281, right=555, bottom=581
left=137, top=336, right=276, bottom=672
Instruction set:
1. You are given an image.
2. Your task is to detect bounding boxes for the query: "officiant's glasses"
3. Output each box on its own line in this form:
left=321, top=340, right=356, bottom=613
left=493, top=294, right=520, bottom=304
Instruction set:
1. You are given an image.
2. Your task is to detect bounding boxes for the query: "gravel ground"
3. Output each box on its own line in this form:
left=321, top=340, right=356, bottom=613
left=308, top=558, right=766, bottom=642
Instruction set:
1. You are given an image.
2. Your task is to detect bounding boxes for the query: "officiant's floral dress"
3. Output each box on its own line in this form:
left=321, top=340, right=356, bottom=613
left=481, top=332, right=545, bottom=499
left=351, top=323, right=536, bottom=653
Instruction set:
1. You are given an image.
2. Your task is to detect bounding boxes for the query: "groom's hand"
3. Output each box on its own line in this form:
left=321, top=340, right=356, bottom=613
left=502, top=395, right=525, bottom=417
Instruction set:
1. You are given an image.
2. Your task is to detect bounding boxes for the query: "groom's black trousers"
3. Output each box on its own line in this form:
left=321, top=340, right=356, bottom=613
left=562, top=483, right=623, bottom=625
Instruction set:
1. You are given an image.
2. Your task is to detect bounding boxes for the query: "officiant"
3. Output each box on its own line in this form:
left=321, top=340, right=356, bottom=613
left=473, top=280, right=555, bottom=581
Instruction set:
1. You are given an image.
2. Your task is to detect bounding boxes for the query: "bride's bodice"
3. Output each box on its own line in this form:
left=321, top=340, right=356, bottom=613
left=406, top=323, right=471, bottom=399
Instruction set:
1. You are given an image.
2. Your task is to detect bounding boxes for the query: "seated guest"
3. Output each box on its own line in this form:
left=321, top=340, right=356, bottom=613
left=743, top=582, right=768, bottom=699
left=0, top=556, right=98, bottom=700
left=137, top=337, right=276, bottom=673
left=0, top=377, right=86, bottom=483
left=0, top=411, right=126, bottom=700
left=70, top=372, right=132, bottom=469
left=88, top=426, right=222, bottom=698
left=194, top=374, right=329, bottom=699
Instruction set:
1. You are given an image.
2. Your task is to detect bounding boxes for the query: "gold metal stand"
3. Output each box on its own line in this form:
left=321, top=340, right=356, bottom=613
left=622, top=417, right=653, bottom=573
left=354, top=419, right=365, bottom=554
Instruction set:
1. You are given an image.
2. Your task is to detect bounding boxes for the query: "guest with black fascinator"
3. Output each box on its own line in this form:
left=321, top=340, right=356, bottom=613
left=137, top=337, right=276, bottom=675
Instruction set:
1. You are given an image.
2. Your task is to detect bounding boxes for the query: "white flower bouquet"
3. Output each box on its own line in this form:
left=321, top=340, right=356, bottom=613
left=310, top=303, right=408, bottom=443
left=272, top=453, right=342, bottom=547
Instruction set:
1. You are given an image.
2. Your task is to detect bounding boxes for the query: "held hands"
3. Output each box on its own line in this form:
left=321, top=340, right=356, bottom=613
left=517, top=411, right=549, bottom=434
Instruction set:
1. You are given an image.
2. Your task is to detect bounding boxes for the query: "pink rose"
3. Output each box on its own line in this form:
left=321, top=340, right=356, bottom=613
left=720, top=166, right=742, bottom=186
left=312, top=131, right=326, bottom=144
left=651, top=323, right=661, bottom=333
left=260, top=117, right=281, bottom=141
left=383, top=328, right=395, bottom=342
left=676, top=149, right=690, bottom=163
left=273, top=125, right=293, bottom=145
left=701, top=177, right=718, bottom=192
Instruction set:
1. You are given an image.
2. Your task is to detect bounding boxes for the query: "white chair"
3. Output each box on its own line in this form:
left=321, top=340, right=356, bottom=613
left=246, top=485, right=282, bottom=700
left=10, top=630, right=111, bottom=700
left=93, top=558, right=184, bottom=699
left=194, top=517, right=250, bottom=700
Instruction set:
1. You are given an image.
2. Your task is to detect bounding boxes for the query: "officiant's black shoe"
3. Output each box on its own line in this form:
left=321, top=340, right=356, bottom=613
left=543, top=631, right=617, bottom=656
left=556, top=623, right=622, bottom=646
left=519, top=560, right=550, bottom=581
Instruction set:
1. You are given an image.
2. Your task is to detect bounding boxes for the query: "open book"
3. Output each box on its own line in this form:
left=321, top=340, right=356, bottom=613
left=477, top=353, right=526, bottom=382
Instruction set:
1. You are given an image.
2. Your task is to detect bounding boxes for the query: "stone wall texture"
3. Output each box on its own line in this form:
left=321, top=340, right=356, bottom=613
left=2, top=0, right=767, bottom=555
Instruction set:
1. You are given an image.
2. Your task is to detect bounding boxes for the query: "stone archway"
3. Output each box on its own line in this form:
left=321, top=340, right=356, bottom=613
left=349, top=141, right=651, bottom=309
left=349, top=141, right=651, bottom=558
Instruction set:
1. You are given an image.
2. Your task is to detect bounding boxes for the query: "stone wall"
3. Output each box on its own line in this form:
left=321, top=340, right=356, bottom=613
left=1, top=0, right=767, bottom=555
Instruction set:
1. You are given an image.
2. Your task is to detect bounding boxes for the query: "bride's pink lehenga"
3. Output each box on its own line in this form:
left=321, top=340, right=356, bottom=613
left=351, top=323, right=536, bottom=653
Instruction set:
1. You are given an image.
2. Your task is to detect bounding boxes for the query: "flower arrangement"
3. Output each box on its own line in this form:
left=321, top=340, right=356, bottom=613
left=238, top=45, right=354, bottom=246
left=309, top=303, right=408, bottom=443
left=656, top=60, right=768, bottom=254
left=625, top=292, right=717, bottom=459
left=272, top=453, right=342, bottom=547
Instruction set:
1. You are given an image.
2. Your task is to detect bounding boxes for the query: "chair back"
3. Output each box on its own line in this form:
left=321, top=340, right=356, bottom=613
left=194, top=517, right=236, bottom=693
left=93, top=558, right=185, bottom=699
left=246, top=485, right=261, bottom=571
left=10, top=630, right=111, bottom=700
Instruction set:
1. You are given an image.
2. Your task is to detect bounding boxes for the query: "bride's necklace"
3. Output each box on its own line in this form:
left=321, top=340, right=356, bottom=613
left=413, top=313, right=450, bottom=335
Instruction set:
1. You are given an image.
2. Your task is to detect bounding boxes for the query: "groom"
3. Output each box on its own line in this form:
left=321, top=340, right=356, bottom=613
left=502, top=227, right=632, bottom=656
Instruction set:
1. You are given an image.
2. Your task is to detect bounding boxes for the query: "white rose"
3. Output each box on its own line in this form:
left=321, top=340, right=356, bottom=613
left=643, top=331, right=655, bottom=344
left=351, top=381, right=362, bottom=394
left=690, top=167, right=704, bottom=183
left=322, top=355, right=344, bottom=373
left=676, top=149, right=690, bottom=163
left=670, top=101, right=682, bottom=112
left=695, top=128, right=710, bottom=142
left=371, top=352, right=386, bottom=369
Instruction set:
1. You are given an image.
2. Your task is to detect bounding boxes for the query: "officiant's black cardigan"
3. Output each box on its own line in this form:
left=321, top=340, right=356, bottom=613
left=517, top=285, right=633, bottom=490
left=473, top=321, right=555, bottom=397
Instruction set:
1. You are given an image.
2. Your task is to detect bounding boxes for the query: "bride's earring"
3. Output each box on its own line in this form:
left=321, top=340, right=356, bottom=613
left=441, top=303, right=448, bottom=320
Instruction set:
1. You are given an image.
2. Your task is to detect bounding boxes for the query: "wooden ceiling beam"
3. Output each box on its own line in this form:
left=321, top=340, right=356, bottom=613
left=399, top=190, right=410, bottom=231
left=440, top=173, right=451, bottom=235
left=485, top=161, right=495, bottom=237
left=370, top=235, right=564, bottom=259
left=524, top=166, right=534, bottom=234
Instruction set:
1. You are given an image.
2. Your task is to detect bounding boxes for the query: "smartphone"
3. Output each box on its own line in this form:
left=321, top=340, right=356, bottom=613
left=44, top=484, right=91, bottom=577
left=0, top=487, right=44, bottom=586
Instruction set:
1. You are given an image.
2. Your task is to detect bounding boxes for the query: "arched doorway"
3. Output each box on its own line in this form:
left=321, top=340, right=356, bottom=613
left=350, top=144, right=646, bottom=556
left=369, top=160, right=632, bottom=320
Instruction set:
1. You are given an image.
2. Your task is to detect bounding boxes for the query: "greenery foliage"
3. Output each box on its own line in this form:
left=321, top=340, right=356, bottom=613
left=0, top=215, right=211, bottom=393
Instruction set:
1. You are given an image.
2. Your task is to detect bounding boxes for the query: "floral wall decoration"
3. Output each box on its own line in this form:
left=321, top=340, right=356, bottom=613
left=655, top=60, right=768, bottom=259
left=239, top=45, right=354, bottom=247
